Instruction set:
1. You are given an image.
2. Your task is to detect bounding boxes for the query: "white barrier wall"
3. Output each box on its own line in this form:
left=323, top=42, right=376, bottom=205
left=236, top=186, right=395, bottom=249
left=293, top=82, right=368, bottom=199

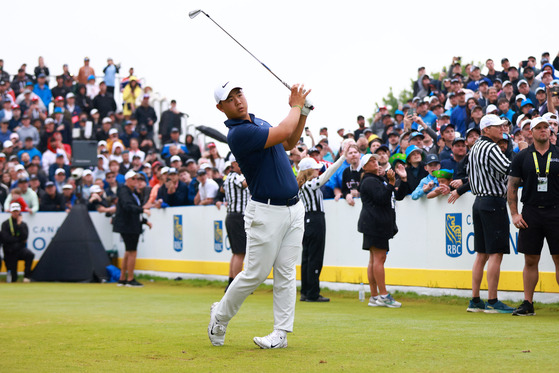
left=3, top=193, right=558, bottom=293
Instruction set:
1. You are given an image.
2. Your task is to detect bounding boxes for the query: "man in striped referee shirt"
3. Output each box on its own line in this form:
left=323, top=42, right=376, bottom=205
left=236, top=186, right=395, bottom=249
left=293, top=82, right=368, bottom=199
left=466, top=114, right=515, bottom=314
left=222, top=155, right=250, bottom=292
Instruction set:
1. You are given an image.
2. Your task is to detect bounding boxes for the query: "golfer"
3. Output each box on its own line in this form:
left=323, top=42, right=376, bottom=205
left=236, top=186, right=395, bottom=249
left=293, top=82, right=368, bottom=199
left=358, top=154, right=407, bottom=308
left=208, top=81, right=310, bottom=349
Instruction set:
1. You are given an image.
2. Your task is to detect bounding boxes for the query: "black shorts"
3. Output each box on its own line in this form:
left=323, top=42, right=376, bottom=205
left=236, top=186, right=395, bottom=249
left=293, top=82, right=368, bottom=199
left=518, top=204, right=559, bottom=255
left=472, top=196, right=510, bottom=254
left=121, top=233, right=140, bottom=252
left=362, top=234, right=389, bottom=252
left=225, top=212, right=247, bottom=255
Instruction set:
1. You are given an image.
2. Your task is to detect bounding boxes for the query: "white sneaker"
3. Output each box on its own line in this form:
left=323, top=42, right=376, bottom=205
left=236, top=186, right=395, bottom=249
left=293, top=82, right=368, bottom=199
left=368, top=296, right=379, bottom=307
left=208, top=302, right=227, bottom=346
left=376, top=293, right=402, bottom=308
left=253, top=329, right=288, bottom=349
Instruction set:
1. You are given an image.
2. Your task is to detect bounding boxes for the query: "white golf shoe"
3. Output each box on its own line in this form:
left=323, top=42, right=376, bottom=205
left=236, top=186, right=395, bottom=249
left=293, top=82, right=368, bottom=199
left=253, top=329, right=288, bottom=349
left=208, top=302, right=227, bottom=346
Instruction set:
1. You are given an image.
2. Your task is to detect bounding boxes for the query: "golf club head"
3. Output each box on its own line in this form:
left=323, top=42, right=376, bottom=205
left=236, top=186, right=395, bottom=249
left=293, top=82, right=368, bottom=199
left=188, top=9, right=202, bottom=19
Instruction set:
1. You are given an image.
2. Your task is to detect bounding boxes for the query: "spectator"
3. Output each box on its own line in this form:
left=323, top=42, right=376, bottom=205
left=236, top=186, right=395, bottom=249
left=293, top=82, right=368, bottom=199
left=119, top=121, right=139, bottom=148
left=48, top=153, right=70, bottom=181
left=87, top=184, right=115, bottom=213
left=450, top=89, right=468, bottom=137
left=85, top=75, right=99, bottom=100
left=440, top=138, right=467, bottom=175
left=39, top=181, right=64, bottom=211
left=122, top=76, right=142, bottom=118
left=51, top=76, right=68, bottom=100
left=92, top=82, right=116, bottom=120
left=336, top=144, right=361, bottom=206
left=18, top=137, right=41, bottom=162
left=411, top=154, right=441, bottom=200
left=185, top=134, right=201, bottom=161
left=157, top=167, right=188, bottom=207
left=427, top=169, right=454, bottom=198
left=194, top=168, right=218, bottom=206
left=102, top=58, right=119, bottom=96
left=76, top=57, right=95, bottom=85
left=4, top=177, right=38, bottom=213
left=354, top=115, right=367, bottom=139
left=1, top=202, right=33, bottom=283
left=134, top=94, right=158, bottom=133
left=405, top=144, right=428, bottom=192
left=159, top=100, right=183, bottom=144
left=74, top=84, right=92, bottom=115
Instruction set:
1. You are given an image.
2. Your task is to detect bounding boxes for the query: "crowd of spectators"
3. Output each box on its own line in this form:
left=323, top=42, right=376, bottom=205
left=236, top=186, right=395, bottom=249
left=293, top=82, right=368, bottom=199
left=295, top=52, right=559, bottom=204
left=0, top=56, right=229, bottom=214
left=0, top=52, right=558, bottom=218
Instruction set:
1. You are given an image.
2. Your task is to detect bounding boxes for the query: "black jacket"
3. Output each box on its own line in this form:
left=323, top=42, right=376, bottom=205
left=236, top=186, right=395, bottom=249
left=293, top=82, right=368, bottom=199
left=113, top=185, right=144, bottom=234
left=358, top=173, right=397, bottom=239
left=40, top=192, right=65, bottom=211
left=1, top=217, right=28, bottom=254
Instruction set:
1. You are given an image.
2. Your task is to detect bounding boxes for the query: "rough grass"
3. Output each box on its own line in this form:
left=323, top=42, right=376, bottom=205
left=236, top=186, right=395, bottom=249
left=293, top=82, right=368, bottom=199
left=1, top=277, right=558, bottom=372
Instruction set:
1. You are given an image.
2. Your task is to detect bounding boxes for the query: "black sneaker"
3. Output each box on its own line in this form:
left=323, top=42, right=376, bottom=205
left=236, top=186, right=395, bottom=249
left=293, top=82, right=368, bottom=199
left=300, top=294, right=307, bottom=302
left=305, top=295, right=330, bottom=302
left=512, top=300, right=535, bottom=316
left=126, top=279, right=144, bottom=287
left=117, top=280, right=127, bottom=286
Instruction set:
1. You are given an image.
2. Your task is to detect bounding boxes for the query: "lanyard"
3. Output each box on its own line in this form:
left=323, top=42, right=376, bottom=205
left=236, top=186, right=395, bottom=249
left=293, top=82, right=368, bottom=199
left=533, top=152, right=551, bottom=177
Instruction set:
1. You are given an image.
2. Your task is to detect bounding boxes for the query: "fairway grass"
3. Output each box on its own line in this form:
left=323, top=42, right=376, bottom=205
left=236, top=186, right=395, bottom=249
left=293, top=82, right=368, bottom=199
left=1, top=279, right=558, bottom=372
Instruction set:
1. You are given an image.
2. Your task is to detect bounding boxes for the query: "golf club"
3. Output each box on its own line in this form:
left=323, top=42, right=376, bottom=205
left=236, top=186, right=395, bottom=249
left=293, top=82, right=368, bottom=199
left=189, top=9, right=313, bottom=110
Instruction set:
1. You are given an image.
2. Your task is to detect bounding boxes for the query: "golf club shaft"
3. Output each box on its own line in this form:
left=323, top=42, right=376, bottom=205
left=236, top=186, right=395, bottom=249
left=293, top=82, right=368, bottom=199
left=197, top=10, right=292, bottom=90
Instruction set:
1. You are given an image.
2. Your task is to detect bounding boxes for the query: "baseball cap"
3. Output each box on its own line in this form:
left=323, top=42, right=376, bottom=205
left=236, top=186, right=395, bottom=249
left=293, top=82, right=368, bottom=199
left=485, top=104, right=498, bottom=114
left=82, top=169, right=93, bottom=177
left=102, top=117, right=112, bottom=124
left=433, top=169, right=454, bottom=179
left=168, top=167, right=178, bottom=175
left=520, top=99, right=534, bottom=108
left=98, top=140, right=107, bottom=147
left=425, top=154, right=440, bottom=165
left=308, top=147, right=320, bottom=154
left=516, top=94, right=526, bottom=102
left=170, top=155, right=181, bottom=163
left=405, top=145, right=425, bottom=161
left=3, top=140, right=13, bottom=148
left=298, top=157, right=323, bottom=172
left=124, top=170, right=137, bottom=180
left=55, top=168, right=66, bottom=175
left=207, top=142, right=216, bottom=148
left=530, top=117, right=550, bottom=131
left=389, top=153, right=406, bottom=167
left=535, top=87, right=546, bottom=94
left=66, top=92, right=75, bottom=99
left=214, top=81, right=242, bottom=103
left=62, top=184, right=73, bottom=190
left=409, top=131, right=424, bottom=141
left=200, top=163, right=212, bottom=170
left=440, top=123, right=455, bottom=133
left=196, top=169, right=206, bottom=176
left=517, top=79, right=528, bottom=88
left=466, top=127, right=481, bottom=137
left=502, top=80, right=512, bottom=87
left=160, top=166, right=170, bottom=175
left=480, top=114, right=507, bottom=130
left=10, top=202, right=21, bottom=212
left=90, top=185, right=102, bottom=193
left=55, top=95, right=64, bottom=101
left=108, top=128, right=118, bottom=135
left=359, top=153, right=379, bottom=170
left=452, top=137, right=466, bottom=146
left=45, top=181, right=55, bottom=187
left=542, top=112, right=558, bottom=123
left=374, top=145, right=390, bottom=154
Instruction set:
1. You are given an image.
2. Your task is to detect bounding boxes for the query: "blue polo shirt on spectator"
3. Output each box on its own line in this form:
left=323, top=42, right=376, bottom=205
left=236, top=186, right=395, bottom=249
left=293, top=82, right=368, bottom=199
left=225, top=113, right=298, bottom=200
left=33, top=83, right=52, bottom=108
left=413, top=110, right=438, bottom=130
left=450, top=104, right=467, bottom=137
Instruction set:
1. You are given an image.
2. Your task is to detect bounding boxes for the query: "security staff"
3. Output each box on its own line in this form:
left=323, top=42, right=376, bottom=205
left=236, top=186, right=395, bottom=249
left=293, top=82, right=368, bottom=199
left=508, top=117, right=559, bottom=316
left=466, top=114, right=515, bottom=314
left=208, top=82, right=311, bottom=349
left=221, top=155, right=250, bottom=292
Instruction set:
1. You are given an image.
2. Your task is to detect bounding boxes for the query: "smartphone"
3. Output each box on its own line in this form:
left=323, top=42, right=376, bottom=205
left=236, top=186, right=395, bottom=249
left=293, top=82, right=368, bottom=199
left=408, top=108, right=416, bottom=117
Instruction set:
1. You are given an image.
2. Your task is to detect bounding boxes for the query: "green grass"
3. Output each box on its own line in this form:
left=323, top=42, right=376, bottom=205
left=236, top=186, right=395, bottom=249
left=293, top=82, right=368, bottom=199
left=1, top=277, right=558, bottom=372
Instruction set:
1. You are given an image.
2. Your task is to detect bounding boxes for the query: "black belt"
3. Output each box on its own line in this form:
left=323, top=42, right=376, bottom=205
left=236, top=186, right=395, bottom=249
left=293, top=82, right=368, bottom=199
left=252, top=196, right=299, bottom=207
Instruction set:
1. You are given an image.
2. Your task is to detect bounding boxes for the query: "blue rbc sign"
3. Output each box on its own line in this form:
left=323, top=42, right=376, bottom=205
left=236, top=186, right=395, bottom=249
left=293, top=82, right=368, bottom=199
left=173, top=215, right=183, bottom=252
left=214, top=220, right=224, bottom=253
left=445, top=213, right=462, bottom=257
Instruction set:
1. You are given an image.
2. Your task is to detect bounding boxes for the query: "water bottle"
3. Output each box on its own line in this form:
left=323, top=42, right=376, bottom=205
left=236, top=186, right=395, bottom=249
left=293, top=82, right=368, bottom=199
left=359, top=282, right=365, bottom=302
left=6, top=270, right=12, bottom=283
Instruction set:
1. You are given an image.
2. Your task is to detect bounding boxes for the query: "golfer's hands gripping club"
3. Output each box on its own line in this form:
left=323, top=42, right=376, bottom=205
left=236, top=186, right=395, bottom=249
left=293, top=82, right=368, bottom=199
left=289, top=84, right=311, bottom=115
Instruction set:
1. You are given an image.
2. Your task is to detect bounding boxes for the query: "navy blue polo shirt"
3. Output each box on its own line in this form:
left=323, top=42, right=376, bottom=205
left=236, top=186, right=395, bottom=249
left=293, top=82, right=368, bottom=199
left=225, top=114, right=298, bottom=200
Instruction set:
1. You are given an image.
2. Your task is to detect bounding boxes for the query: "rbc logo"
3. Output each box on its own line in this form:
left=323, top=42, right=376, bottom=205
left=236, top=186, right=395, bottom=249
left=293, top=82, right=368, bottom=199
left=173, top=215, right=183, bottom=252
left=446, top=213, right=462, bottom=257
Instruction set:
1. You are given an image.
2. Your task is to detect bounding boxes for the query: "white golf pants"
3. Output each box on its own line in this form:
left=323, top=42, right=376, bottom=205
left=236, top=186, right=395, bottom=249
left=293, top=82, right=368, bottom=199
left=215, top=199, right=304, bottom=332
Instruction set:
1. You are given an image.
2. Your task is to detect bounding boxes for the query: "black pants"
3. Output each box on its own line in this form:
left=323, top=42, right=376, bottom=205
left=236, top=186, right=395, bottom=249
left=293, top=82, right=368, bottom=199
left=301, top=211, right=326, bottom=300
left=4, top=248, right=35, bottom=282
left=121, top=233, right=140, bottom=252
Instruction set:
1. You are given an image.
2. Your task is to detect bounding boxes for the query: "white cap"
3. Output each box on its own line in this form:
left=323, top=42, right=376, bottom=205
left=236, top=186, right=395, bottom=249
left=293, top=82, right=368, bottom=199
left=485, top=104, right=498, bottom=114
left=516, top=94, right=526, bottom=102
left=90, top=109, right=99, bottom=115
left=170, top=155, right=181, bottom=163
left=160, top=166, right=170, bottom=175
left=10, top=133, right=18, bottom=140
left=535, top=87, right=546, bottom=94
left=14, top=164, right=24, bottom=171
left=98, top=140, right=107, bottom=147
left=530, top=117, right=550, bottom=131
left=480, top=114, right=507, bottom=130
left=125, top=170, right=137, bottom=180
left=214, top=81, right=242, bottom=104
left=108, top=128, right=118, bottom=135
left=102, top=117, right=112, bottom=124
left=298, top=157, right=323, bottom=172
left=55, top=168, right=66, bottom=175
left=502, top=80, right=512, bottom=87
left=66, top=92, right=75, bottom=99
left=517, top=79, right=528, bottom=88
left=317, top=135, right=328, bottom=143
left=90, top=185, right=102, bottom=193
left=3, top=140, right=13, bottom=148
left=223, top=161, right=232, bottom=170
left=516, top=114, right=527, bottom=127
left=542, top=112, right=558, bottom=124
left=82, top=169, right=93, bottom=176
left=229, top=154, right=236, bottom=163
left=359, top=153, right=380, bottom=170
left=200, top=163, right=212, bottom=170
left=62, top=184, right=73, bottom=190
left=10, top=202, right=21, bottom=211
left=168, top=167, right=178, bottom=174
left=45, top=118, right=54, bottom=124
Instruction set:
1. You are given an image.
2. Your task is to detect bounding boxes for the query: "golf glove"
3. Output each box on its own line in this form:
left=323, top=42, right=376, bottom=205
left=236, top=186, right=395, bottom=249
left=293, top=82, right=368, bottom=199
left=301, top=99, right=313, bottom=116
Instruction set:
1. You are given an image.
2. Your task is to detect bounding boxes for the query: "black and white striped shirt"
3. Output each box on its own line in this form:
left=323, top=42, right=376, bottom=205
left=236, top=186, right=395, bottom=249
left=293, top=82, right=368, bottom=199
left=467, top=136, right=510, bottom=197
left=223, top=171, right=250, bottom=214
left=299, top=155, right=347, bottom=213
